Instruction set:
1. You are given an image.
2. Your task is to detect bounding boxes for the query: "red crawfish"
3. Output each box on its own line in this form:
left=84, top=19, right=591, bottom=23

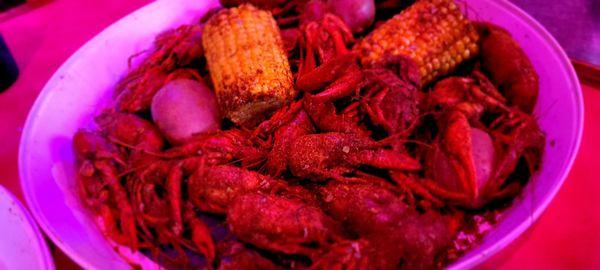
left=227, top=193, right=344, bottom=260
left=317, top=181, right=460, bottom=269
left=288, top=132, right=421, bottom=181
left=116, top=24, right=204, bottom=113
left=188, top=165, right=315, bottom=214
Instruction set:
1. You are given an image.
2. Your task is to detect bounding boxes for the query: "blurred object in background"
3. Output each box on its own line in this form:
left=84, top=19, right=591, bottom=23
left=0, top=0, right=24, bottom=11
left=0, top=34, right=18, bottom=92
left=510, top=0, right=600, bottom=87
left=572, top=59, right=600, bottom=89
left=0, top=0, right=51, bottom=22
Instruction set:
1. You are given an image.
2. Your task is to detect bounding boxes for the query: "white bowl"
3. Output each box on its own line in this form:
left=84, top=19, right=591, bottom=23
left=0, top=186, right=54, bottom=270
left=19, top=0, right=583, bottom=269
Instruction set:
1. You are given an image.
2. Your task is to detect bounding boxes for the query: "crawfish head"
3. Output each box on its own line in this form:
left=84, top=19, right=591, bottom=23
left=151, top=24, right=204, bottom=68
left=227, top=193, right=343, bottom=259
left=95, top=111, right=165, bottom=152
left=477, top=22, right=539, bottom=114
left=116, top=68, right=203, bottom=113
left=288, top=132, right=420, bottom=181
left=165, top=129, right=266, bottom=168
left=73, top=130, right=124, bottom=165
left=188, top=165, right=292, bottom=214
left=317, top=181, right=459, bottom=269
left=73, top=131, right=125, bottom=219
left=488, top=111, right=545, bottom=196
left=362, top=67, right=420, bottom=136
left=365, top=55, right=421, bottom=88
left=427, top=73, right=508, bottom=120
left=262, top=105, right=316, bottom=177
left=296, top=14, right=363, bottom=102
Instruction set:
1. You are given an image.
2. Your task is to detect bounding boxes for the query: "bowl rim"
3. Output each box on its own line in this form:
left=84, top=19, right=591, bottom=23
left=18, top=0, right=584, bottom=269
left=0, top=186, right=56, bottom=270
left=17, top=2, right=168, bottom=269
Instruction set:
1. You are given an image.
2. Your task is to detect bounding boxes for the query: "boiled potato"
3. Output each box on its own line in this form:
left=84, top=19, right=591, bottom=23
left=151, top=79, right=220, bottom=144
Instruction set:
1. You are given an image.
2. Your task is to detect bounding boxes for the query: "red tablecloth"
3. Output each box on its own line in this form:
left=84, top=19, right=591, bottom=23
left=0, top=1, right=598, bottom=269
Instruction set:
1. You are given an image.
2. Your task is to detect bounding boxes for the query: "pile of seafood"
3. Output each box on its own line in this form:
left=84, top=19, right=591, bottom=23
left=73, top=0, right=545, bottom=268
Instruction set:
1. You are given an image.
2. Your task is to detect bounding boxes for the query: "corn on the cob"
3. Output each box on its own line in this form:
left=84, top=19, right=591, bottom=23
left=202, top=4, right=295, bottom=126
left=355, top=0, right=479, bottom=85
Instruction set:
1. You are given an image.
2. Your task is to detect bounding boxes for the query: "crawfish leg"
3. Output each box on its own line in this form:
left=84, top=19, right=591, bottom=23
left=184, top=204, right=216, bottom=263
left=390, top=172, right=444, bottom=207
left=421, top=179, right=472, bottom=205
left=95, top=160, right=138, bottom=249
left=167, top=163, right=184, bottom=236
left=314, top=66, right=363, bottom=101
left=98, top=204, right=131, bottom=246
left=296, top=53, right=356, bottom=92
left=361, top=86, right=391, bottom=131
left=253, top=101, right=303, bottom=138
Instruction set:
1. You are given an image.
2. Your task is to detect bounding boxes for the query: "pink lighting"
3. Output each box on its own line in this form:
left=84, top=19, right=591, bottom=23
left=0, top=0, right=598, bottom=269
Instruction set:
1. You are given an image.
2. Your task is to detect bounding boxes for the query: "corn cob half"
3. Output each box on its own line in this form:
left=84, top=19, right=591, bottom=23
left=202, top=4, right=295, bottom=127
left=355, top=0, right=479, bottom=85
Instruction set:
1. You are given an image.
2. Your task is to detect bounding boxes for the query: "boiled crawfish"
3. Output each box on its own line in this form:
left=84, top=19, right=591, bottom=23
left=73, top=131, right=138, bottom=248
left=296, top=14, right=362, bottom=100
left=253, top=101, right=316, bottom=176
left=72, top=2, right=547, bottom=268
left=227, top=193, right=344, bottom=259
left=317, top=181, right=460, bottom=269
left=122, top=158, right=216, bottom=263
left=426, top=71, right=509, bottom=120
left=95, top=111, right=164, bottom=167
left=477, top=22, right=539, bottom=114
left=288, top=132, right=421, bottom=181
left=293, top=14, right=375, bottom=137
left=116, top=24, right=204, bottom=113
left=361, top=56, right=421, bottom=137
left=188, top=165, right=314, bottom=214
left=413, top=72, right=544, bottom=208
left=163, top=129, right=266, bottom=168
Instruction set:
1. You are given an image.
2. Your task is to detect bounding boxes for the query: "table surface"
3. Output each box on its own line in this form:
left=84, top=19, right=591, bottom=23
left=1, top=0, right=598, bottom=269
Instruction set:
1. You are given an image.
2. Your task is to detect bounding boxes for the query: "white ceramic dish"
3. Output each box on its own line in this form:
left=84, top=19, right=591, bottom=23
left=19, top=0, right=583, bottom=269
left=0, top=186, right=55, bottom=270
